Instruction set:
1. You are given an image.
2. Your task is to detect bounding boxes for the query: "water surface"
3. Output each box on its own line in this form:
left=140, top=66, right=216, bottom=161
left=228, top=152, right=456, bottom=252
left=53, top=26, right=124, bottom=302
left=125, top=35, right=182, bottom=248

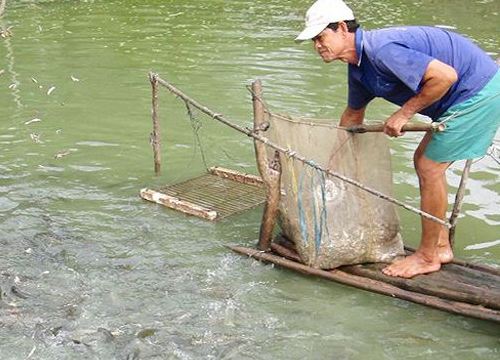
left=0, top=1, right=499, bottom=359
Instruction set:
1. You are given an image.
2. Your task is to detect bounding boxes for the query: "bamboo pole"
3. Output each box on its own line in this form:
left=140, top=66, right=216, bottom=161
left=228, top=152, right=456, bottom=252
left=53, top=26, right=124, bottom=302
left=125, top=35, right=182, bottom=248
left=252, top=80, right=281, bottom=251
left=149, top=72, right=161, bottom=176
left=228, top=245, right=500, bottom=323
left=448, top=159, right=473, bottom=248
left=154, top=75, right=449, bottom=227
left=347, top=123, right=445, bottom=134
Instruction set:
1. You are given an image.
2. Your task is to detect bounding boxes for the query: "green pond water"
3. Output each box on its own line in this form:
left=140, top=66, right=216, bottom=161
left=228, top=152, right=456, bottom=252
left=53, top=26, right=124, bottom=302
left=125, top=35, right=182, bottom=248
left=0, top=0, right=499, bottom=359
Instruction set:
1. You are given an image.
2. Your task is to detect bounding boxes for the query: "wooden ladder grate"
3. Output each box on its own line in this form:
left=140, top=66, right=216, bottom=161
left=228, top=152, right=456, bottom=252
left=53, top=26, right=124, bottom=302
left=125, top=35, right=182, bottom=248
left=140, top=167, right=266, bottom=221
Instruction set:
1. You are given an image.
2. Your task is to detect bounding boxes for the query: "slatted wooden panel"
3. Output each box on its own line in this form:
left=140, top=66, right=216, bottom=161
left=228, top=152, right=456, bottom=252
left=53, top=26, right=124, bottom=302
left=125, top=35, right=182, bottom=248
left=141, top=168, right=266, bottom=220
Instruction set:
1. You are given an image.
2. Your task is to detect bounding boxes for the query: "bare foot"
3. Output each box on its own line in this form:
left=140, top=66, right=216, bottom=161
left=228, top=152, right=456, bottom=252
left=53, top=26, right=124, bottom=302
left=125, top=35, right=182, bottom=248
left=382, top=252, right=441, bottom=278
left=437, top=241, right=453, bottom=264
left=437, top=229, right=453, bottom=264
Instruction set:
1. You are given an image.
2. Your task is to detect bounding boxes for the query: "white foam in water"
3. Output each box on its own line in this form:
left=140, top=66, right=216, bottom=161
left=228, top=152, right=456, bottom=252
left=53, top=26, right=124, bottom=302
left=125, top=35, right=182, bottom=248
left=464, top=240, right=500, bottom=251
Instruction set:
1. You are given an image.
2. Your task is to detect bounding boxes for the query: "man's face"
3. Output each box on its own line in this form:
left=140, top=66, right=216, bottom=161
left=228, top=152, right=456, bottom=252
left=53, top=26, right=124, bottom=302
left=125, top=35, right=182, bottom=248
left=312, top=27, right=346, bottom=63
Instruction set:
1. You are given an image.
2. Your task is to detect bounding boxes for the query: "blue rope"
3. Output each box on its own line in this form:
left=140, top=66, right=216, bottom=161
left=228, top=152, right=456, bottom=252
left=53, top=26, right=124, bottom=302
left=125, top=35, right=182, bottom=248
left=318, top=170, right=329, bottom=243
left=310, top=171, right=321, bottom=255
left=312, top=169, right=329, bottom=256
left=297, top=170, right=308, bottom=246
left=297, top=167, right=330, bottom=256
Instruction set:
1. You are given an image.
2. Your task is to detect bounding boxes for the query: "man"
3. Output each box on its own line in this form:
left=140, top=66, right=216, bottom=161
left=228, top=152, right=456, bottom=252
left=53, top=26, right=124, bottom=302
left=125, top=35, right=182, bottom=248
left=296, top=0, right=500, bottom=278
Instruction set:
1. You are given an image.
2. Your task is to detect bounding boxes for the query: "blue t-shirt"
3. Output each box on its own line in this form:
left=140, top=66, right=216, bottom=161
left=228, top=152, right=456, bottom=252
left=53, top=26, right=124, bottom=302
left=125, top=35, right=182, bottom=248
left=348, top=26, right=499, bottom=120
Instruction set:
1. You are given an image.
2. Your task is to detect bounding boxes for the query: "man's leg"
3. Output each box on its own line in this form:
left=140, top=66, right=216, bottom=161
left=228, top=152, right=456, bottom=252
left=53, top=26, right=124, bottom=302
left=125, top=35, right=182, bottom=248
left=417, top=132, right=454, bottom=264
left=383, top=132, right=452, bottom=278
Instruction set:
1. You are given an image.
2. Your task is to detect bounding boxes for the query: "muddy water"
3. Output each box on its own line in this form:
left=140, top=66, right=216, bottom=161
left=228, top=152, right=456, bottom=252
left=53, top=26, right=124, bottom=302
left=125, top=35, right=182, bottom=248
left=0, top=1, right=498, bottom=359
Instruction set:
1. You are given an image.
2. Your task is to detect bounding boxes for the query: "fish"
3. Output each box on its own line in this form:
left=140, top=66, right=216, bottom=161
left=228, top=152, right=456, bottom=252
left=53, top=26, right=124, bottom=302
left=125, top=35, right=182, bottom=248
left=47, top=86, right=56, bottom=95
left=136, top=328, right=156, bottom=339
left=10, top=286, right=29, bottom=299
left=26, top=345, right=37, bottom=359
left=54, top=150, right=71, bottom=159
left=0, top=26, right=13, bottom=38
left=30, top=133, right=41, bottom=143
left=24, top=118, right=42, bottom=125
left=70, top=75, right=80, bottom=82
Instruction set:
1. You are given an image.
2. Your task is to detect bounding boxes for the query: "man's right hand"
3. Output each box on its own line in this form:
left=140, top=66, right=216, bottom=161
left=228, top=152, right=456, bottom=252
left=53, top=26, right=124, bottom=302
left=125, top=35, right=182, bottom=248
left=384, top=108, right=412, bottom=137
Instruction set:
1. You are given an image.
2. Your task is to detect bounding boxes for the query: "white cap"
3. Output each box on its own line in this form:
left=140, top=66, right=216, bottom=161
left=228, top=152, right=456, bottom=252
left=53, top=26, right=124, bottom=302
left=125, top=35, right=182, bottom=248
left=295, top=0, right=355, bottom=41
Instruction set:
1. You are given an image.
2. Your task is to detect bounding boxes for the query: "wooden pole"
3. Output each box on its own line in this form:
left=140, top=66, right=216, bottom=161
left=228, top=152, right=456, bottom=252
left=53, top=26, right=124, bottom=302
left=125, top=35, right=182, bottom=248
left=448, top=159, right=473, bottom=248
left=154, top=76, right=449, bottom=227
left=252, top=80, right=281, bottom=251
left=258, top=151, right=281, bottom=250
left=347, top=123, right=445, bottom=134
left=149, top=72, right=161, bottom=176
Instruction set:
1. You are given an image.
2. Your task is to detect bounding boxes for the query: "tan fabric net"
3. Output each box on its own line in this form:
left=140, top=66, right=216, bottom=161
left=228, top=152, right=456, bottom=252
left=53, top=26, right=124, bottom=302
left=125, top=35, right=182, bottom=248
left=267, top=114, right=405, bottom=269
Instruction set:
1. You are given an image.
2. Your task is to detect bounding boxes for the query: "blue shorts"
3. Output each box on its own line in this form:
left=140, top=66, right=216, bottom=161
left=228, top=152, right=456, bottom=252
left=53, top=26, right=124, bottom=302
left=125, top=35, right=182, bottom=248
left=425, top=70, right=500, bottom=163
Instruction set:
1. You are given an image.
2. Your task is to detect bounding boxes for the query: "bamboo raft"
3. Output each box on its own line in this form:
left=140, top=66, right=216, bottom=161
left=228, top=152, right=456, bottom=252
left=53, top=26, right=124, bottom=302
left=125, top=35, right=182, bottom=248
left=230, top=236, right=500, bottom=323
left=144, top=73, right=500, bottom=323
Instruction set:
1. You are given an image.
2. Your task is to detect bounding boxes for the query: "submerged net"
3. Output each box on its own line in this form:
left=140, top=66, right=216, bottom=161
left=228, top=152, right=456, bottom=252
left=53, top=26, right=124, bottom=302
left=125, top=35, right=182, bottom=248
left=267, top=114, right=405, bottom=269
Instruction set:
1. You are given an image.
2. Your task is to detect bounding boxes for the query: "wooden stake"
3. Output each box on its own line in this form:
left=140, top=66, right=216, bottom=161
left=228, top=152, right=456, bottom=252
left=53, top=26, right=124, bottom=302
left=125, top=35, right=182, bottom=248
left=448, top=159, right=473, bottom=248
left=149, top=72, right=161, bottom=176
left=252, top=80, right=282, bottom=251
left=258, top=151, right=281, bottom=250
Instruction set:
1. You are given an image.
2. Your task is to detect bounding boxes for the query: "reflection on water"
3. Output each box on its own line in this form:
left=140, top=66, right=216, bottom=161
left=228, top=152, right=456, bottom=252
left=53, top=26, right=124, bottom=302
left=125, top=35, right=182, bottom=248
left=0, top=0, right=499, bottom=359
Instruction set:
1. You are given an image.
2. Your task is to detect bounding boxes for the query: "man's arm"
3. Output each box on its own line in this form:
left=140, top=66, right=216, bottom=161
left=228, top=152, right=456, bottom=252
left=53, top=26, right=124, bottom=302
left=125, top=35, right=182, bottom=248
left=384, top=59, right=458, bottom=137
left=340, top=106, right=366, bottom=127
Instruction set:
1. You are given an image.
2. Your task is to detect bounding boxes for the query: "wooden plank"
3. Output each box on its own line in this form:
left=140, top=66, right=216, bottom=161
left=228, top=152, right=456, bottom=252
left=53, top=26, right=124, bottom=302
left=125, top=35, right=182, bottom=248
left=229, top=245, right=500, bottom=323
left=343, top=264, right=500, bottom=310
left=272, top=237, right=500, bottom=310
left=209, top=166, right=264, bottom=187
left=140, top=188, right=217, bottom=220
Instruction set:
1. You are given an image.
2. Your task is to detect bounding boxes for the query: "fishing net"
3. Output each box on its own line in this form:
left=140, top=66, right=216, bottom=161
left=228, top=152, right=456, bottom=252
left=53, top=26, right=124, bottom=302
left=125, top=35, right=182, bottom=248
left=266, top=114, right=405, bottom=269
